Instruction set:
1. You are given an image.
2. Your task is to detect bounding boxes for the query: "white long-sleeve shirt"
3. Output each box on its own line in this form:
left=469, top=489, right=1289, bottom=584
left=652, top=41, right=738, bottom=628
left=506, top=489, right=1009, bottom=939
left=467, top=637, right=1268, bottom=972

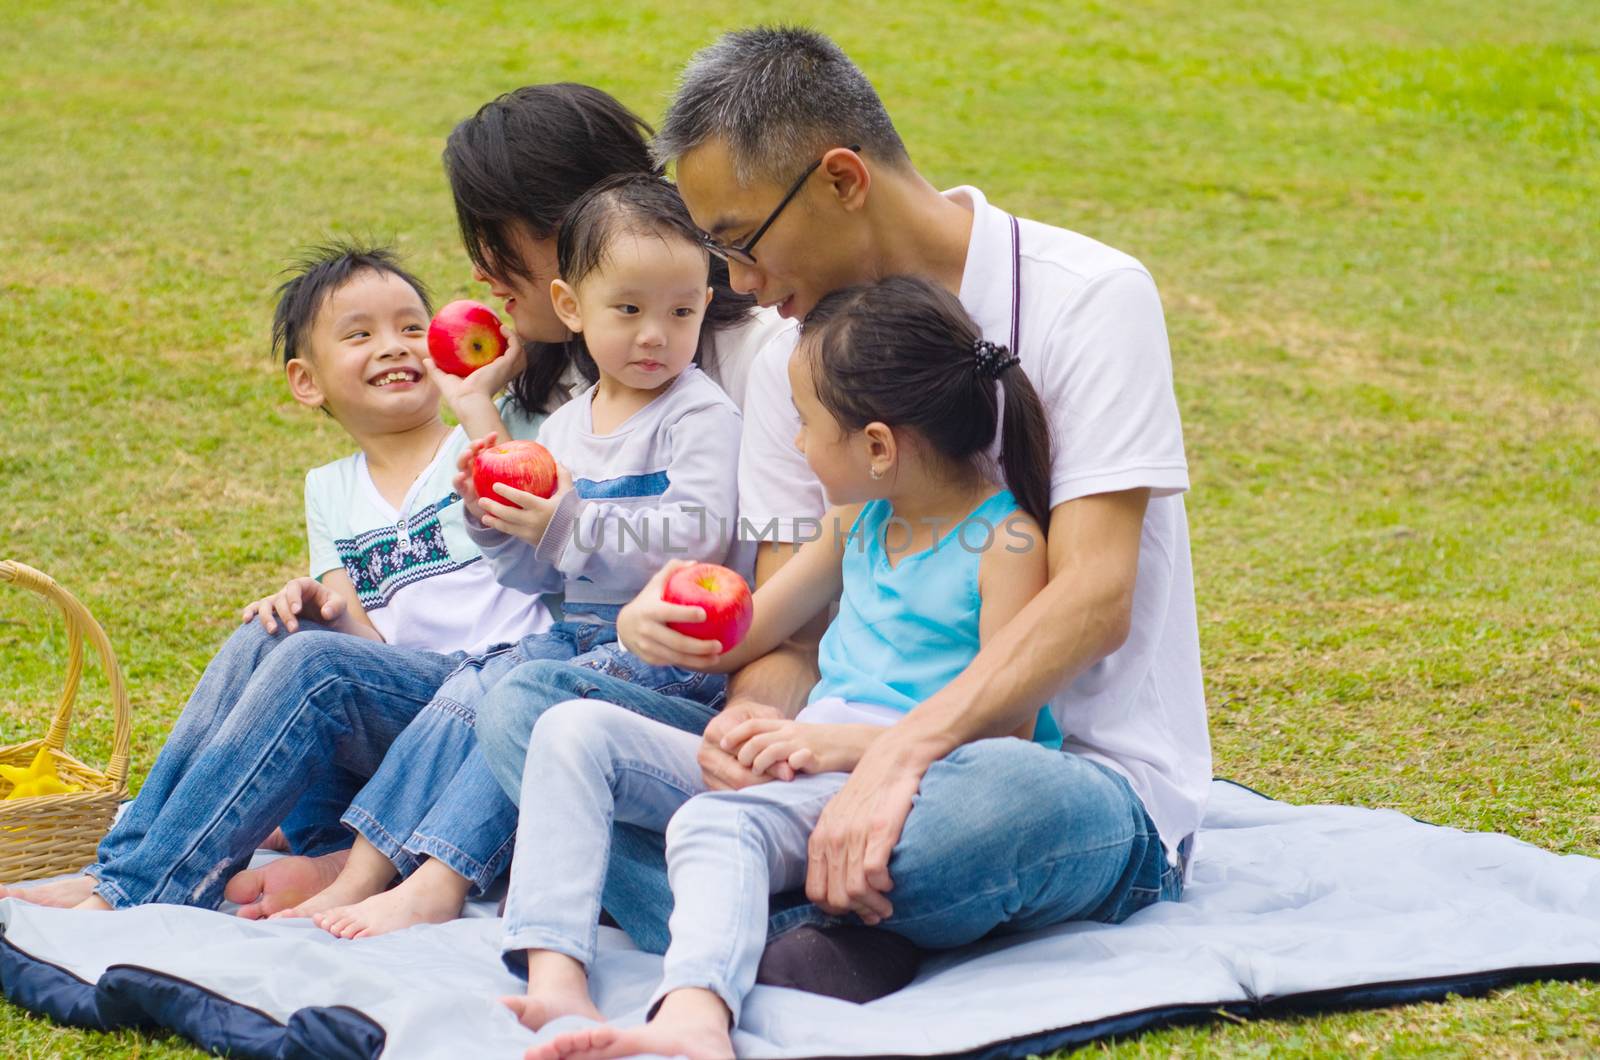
left=466, top=365, right=747, bottom=621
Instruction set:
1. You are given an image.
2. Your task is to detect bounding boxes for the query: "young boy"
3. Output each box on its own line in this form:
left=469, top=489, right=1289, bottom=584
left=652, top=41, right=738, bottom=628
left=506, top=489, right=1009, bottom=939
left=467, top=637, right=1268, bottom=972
left=0, top=242, right=552, bottom=913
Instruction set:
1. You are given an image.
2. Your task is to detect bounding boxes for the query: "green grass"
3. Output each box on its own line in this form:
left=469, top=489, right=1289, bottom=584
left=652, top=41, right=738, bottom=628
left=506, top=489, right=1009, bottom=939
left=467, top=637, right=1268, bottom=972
left=1, top=0, right=1596, bottom=1055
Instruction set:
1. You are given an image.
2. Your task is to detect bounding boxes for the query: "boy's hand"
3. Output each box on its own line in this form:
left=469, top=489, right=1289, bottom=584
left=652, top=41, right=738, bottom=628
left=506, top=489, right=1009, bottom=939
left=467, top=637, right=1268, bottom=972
left=723, top=719, right=874, bottom=778
left=422, top=325, right=526, bottom=413
left=617, top=561, right=726, bottom=670
left=478, top=464, right=574, bottom=547
left=453, top=431, right=502, bottom=521
left=241, top=577, right=345, bottom=635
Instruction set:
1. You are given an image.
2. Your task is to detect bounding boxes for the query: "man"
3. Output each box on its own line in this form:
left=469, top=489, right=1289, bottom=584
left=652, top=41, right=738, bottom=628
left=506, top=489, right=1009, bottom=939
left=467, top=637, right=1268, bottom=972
left=483, top=25, right=1212, bottom=1010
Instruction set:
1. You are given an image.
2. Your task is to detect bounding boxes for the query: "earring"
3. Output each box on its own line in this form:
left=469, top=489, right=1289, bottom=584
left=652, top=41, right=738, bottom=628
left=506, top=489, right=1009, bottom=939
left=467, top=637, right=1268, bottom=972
left=869, top=466, right=885, bottom=481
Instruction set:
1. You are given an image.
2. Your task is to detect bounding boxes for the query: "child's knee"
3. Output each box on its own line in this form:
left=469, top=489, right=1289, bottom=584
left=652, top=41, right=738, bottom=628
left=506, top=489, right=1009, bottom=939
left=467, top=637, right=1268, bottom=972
left=664, top=791, right=744, bottom=853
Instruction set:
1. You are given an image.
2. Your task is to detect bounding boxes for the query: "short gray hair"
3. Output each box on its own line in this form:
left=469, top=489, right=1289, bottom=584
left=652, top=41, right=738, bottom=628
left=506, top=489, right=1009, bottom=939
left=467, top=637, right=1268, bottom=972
left=654, top=26, right=909, bottom=185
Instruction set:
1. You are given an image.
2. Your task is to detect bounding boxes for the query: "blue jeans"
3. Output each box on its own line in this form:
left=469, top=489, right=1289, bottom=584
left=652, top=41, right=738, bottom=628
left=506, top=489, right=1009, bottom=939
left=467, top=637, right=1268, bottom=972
left=344, top=622, right=722, bottom=894
left=477, top=652, right=754, bottom=952
left=501, top=704, right=1177, bottom=1024
left=86, top=620, right=459, bottom=909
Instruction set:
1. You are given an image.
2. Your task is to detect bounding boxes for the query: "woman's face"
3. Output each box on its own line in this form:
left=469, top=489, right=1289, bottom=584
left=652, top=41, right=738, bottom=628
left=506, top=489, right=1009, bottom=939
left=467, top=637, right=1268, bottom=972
left=474, top=224, right=566, bottom=343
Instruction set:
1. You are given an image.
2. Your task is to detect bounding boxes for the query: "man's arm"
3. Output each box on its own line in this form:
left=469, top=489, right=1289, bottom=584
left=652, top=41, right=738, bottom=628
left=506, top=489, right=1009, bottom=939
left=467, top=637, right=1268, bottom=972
left=804, top=488, right=1150, bottom=921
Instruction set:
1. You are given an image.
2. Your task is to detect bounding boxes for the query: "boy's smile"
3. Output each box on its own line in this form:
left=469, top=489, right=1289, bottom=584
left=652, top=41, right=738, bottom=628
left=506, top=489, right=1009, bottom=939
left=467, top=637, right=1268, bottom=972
left=289, top=269, right=440, bottom=434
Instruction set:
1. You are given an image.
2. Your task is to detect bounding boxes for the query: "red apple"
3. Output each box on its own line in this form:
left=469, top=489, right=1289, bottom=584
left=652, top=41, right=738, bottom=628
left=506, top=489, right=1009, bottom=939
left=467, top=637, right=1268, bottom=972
left=428, top=299, right=508, bottom=378
left=662, top=563, right=753, bottom=651
left=472, top=440, right=558, bottom=507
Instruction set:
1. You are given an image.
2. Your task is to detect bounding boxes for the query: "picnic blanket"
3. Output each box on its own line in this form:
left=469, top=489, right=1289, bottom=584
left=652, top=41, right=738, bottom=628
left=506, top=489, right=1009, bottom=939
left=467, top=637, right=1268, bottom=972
left=3, top=779, right=1597, bottom=1058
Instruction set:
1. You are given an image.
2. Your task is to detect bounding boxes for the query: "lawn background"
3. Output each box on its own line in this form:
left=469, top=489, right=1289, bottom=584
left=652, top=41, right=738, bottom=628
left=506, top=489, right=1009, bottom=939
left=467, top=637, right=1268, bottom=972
left=1, top=0, right=1596, bottom=1055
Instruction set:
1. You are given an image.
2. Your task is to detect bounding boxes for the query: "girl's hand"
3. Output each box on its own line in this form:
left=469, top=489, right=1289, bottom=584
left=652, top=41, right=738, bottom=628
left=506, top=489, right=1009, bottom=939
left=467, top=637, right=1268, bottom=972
left=478, top=463, right=575, bottom=547
left=616, top=561, right=727, bottom=670
left=241, top=576, right=346, bottom=635
left=453, top=432, right=502, bottom=521
left=722, top=720, right=877, bottom=778
left=699, top=699, right=792, bottom=788
left=422, top=324, right=527, bottom=414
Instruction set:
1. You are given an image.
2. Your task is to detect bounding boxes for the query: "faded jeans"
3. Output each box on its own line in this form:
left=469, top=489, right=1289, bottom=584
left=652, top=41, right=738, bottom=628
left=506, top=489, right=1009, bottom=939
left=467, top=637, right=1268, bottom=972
left=500, top=701, right=1179, bottom=1022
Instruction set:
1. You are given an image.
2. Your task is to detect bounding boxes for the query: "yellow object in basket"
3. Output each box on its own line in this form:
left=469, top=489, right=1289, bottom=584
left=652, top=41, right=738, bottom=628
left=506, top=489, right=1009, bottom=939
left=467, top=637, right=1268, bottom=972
left=0, top=746, right=82, bottom=800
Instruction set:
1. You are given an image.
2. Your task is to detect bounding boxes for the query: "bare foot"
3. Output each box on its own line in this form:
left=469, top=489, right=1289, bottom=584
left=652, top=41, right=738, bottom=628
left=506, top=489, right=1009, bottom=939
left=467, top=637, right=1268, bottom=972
left=0, top=874, right=98, bottom=907
left=313, top=866, right=468, bottom=939
left=261, top=827, right=291, bottom=852
left=500, top=951, right=602, bottom=1033
left=525, top=988, right=732, bottom=1060
left=71, top=894, right=112, bottom=911
left=225, top=850, right=351, bottom=920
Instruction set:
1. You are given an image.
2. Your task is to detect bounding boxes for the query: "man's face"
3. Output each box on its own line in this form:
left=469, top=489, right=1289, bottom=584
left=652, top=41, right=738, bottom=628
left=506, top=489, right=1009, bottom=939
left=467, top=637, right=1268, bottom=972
left=675, top=137, right=871, bottom=321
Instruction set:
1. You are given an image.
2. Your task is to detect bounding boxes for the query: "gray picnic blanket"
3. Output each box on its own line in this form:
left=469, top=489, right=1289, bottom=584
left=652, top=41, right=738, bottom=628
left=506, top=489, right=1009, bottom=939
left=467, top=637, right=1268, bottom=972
left=2, top=779, right=1597, bottom=1058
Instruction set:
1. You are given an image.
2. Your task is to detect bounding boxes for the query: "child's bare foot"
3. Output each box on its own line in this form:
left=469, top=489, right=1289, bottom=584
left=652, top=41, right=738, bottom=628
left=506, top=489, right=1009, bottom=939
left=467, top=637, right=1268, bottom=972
left=500, top=951, right=602, bottom=1032
left=313, top=858, right=470, bottom=939
left=0, top=874, right=98, bottom=907
left=269, top=837, right=395, bottom=922
left=525, top=988, right=732, bottom=1060
left=71, top=894, right=112, bottom=912
left=225, top=850, right=351, bottom=919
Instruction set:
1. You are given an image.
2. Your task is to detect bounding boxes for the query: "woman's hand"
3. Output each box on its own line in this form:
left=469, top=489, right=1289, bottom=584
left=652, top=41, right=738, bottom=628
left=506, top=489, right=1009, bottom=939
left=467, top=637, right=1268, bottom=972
left=424, top=325, right=526, bottom=405
left=452, top=432, right=503, bottom=522
left=615, top=561, right=727, bottom=669
left=722, top=719, right=878, bottom=778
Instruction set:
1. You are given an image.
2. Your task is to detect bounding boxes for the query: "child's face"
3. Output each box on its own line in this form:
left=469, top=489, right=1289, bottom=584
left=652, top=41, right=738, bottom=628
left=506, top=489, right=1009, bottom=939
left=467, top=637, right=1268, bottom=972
left=474, top=224, right=567, bottom=343
left=553, top=231, right=712, bottom=392
left=287, top=270, right=438, bottom=432
left=788, top=343, right=890, bottom=505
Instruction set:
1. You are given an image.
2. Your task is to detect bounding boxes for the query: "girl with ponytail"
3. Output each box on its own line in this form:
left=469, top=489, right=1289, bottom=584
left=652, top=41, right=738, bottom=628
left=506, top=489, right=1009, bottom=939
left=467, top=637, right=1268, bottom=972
left=496, top=275, right=1060, bottom=1059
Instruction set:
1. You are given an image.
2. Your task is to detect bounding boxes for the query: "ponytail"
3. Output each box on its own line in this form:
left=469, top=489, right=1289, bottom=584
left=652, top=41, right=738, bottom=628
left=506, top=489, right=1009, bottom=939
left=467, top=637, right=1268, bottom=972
left=995, top=368, right=1052, bottom=528
left=801, top=275, right=1053, bottom=528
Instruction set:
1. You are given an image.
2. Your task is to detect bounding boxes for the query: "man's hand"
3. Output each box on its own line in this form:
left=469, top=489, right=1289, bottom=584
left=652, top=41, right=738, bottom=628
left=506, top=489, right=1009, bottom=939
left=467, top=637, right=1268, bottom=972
left=617, top=561, right=726, bottom=669
left=241, top=577, right=346, bottom=635
left=699, top=700, right=794, bottom=789
left=805, top=730, right=936, bottom=924
left=478, top=464, right=575, bottom=547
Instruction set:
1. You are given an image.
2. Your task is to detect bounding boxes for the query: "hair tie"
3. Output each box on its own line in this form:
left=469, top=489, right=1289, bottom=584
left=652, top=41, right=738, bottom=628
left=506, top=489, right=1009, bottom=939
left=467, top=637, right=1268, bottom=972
left=972, top=338, right=1020, bottom=380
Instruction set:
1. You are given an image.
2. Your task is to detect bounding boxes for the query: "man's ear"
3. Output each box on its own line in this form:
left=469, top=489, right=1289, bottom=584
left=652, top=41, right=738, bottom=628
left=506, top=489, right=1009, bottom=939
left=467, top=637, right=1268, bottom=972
left=820, top=146, right=872, bottom=214
left=285, top=358, right=325, bottom=411
left=550, top=279, right=584, bottom=334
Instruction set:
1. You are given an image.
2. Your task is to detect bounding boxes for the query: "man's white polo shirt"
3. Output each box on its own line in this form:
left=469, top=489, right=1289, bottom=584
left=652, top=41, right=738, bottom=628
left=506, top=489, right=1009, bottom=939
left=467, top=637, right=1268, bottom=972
left=736, top=185, right=1211, bottom=867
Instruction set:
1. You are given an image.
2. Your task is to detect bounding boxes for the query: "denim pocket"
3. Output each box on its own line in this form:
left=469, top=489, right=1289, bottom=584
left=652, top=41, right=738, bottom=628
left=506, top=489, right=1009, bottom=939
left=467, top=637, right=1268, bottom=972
left=575, top=643, right=725, bottom=706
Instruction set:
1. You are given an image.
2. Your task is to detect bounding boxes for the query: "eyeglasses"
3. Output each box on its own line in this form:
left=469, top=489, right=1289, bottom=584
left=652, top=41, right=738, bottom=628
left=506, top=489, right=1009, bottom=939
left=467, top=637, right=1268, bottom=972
left=702, top=145, right=861, bottom=266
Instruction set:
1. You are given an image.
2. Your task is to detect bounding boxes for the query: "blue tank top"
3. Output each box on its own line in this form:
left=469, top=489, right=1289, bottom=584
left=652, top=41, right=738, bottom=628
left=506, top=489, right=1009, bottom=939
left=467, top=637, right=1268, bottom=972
left=810, top=490, right=1063, bottom=749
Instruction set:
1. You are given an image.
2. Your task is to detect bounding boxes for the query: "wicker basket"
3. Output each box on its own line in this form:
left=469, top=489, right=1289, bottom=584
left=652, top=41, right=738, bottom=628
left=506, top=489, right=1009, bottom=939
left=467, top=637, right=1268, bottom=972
left=0, top=560, right=131, bottom=882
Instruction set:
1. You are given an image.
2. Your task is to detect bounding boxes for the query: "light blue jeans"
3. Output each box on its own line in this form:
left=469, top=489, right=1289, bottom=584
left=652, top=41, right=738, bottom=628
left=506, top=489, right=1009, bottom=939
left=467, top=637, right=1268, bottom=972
left=86, top=619, right=460, bottom=909
left=343, top=621, right=723, bottom=894
left=502, top=701, right=1179, bottom=1023
left=476, top=661, right=820, bottom=954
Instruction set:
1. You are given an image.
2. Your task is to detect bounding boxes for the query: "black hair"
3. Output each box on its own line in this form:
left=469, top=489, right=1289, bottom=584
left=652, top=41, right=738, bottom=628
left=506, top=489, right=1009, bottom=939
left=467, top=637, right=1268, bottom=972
left=655, top=25, right=911, bottom=184
left=800, top=276, right=1052, bottom=528
left=444, top=83, right=658, bottom=279
left=546, top=173, right=750, bottom=386
left=443, top=83, right=754, bottom=412
left=271, top=241, right=431, bottom=365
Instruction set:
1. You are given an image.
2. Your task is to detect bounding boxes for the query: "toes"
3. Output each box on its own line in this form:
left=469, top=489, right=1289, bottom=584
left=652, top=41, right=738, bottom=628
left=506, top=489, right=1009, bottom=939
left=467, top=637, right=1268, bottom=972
left=223, top=869, right=264, bottom=904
